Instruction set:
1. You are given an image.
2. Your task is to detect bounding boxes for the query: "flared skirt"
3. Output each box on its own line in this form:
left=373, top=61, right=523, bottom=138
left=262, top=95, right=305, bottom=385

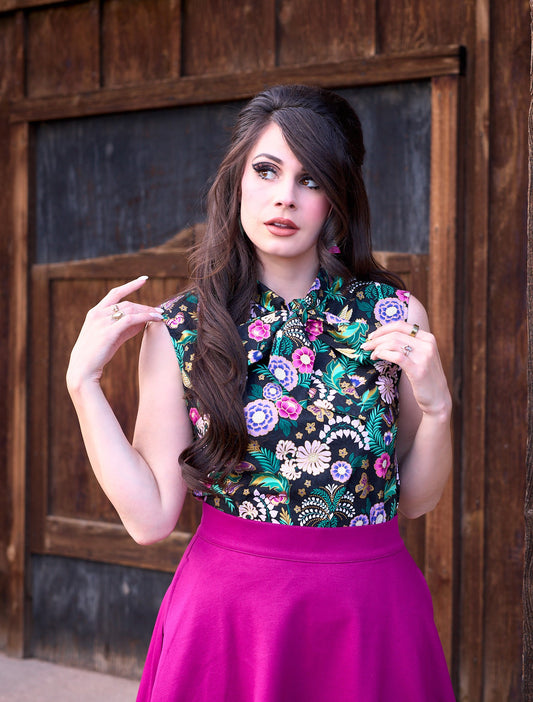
left=137, top=503, right=455, bottom=701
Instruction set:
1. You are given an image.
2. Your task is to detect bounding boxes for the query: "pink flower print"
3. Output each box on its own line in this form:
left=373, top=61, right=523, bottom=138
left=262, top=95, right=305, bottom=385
left=167, top=312, right=184, bottom=329
left=292, top=346, right=315, bottom=374
left=396, top=289, right=410, bottom=303
left=276, top=396, right=302, bottom=420
left=189, top=407, right=200, bottom=424
left=374, top=452, right=391, bottom=478
left=248, top=318, right=271, bottom=341
left=305, top=318, right=323, bottom=341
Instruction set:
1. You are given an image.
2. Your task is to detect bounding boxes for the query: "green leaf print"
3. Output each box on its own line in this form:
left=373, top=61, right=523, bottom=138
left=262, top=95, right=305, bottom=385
left=248, top=446, right=280, bottom=474
left=384, top=477, right=397, bottom=501
left=367, top=406, right=388, bottom=455
left=323, top=359, right=346, bottom=394
left=249, top=473, right=289, bottom=494
left=359, top=387, right=379, bottom=412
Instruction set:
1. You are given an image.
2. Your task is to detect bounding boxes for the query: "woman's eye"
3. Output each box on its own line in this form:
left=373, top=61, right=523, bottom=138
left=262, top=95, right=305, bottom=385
left=301, top=176, right=320, bottom=190
left=253, top=163, right=276, bottom=180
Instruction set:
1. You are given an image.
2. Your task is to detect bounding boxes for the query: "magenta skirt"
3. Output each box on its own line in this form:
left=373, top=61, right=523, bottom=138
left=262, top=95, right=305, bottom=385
left=137, top=504, right=455, bottom=701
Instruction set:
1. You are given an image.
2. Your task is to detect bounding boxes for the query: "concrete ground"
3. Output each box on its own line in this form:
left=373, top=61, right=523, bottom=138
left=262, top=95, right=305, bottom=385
left=0, top=653, right=139, bottom=701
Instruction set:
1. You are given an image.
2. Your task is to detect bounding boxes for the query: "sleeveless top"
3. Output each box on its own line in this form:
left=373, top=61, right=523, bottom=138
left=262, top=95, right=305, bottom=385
left=162, top=270, right=410, bottom=528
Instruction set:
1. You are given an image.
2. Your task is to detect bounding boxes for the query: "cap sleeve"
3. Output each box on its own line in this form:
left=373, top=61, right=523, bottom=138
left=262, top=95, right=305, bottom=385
left=161, top=290, right=198, bottom=389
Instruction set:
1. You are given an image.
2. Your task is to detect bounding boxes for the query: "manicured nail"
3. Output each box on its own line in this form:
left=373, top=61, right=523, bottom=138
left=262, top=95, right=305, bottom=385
left=138, top=275, right=149, bottom=281
left=150, top=313, right=164, bottom=320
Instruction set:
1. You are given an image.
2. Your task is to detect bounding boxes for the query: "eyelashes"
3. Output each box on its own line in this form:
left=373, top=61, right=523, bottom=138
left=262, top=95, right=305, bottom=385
left=252, top=162, right=320, bottom=190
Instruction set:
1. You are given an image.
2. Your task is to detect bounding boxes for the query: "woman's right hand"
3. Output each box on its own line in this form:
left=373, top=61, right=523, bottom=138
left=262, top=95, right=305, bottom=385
left=66, top=275, right=164, bottom=392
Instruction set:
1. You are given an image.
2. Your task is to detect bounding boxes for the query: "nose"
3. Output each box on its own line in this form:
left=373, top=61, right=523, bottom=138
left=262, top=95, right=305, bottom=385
left=274, top=178, right=296, bottom=209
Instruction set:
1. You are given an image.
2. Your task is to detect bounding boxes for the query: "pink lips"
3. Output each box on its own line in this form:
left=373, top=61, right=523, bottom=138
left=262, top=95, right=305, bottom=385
left=264, top=218, right=299, bottom=236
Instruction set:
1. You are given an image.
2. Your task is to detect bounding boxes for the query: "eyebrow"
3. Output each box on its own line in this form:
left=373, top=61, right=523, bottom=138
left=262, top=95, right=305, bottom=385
left=252, top=152, right=283, bottom=164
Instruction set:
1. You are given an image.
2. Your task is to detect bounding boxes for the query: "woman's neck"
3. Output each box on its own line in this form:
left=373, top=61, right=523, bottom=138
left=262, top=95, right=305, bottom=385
left=257, top=258, right=319, bottom=304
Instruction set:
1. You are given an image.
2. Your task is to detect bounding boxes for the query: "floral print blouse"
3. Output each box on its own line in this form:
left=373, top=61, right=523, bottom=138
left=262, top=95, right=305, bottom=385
left=162, top=270, right=410, bottom=527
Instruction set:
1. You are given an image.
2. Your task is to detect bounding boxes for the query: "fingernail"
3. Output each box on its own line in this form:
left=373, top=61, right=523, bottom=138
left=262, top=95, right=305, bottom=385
left=155, top=307, right=164, bottom=313
left=150, top=313, right=164, bottom=320
left=138, top=275, right=149, bottom=281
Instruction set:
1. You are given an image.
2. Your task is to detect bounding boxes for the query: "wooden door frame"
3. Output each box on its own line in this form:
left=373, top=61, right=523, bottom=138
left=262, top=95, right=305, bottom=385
left=6, top=48, right=463, bottom=663
left=524, top=6, right=533, bottom=695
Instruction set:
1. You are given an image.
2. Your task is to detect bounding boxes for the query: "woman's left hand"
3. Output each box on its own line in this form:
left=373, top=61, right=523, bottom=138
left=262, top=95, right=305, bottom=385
left=361, top=300, right=450, bottom=418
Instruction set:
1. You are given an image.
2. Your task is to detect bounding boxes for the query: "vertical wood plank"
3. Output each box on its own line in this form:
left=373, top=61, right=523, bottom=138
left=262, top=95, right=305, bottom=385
left=525, top=0, right=533, bottom=687
left=277, top=0, right=375, bottom=65
left=525, top=0, right=533, bottom=691
left=377, top=0, right=466, bottom=52
left=0, top=10, right=25, bottom=652
left=458, top=1, right=490, bottom=699
left=181, top=0, right=275, bottom=76
left=6, top=121, right=29, bottom=656
left=484, top=0, right=529, bottom=698
left=26, top=1, right=100, bottom=98
left=0, top=13, right=24, bottom=100
left=28, top=267, right=51, bottom=552
left=102, top=0, right=181, bottom=87
left=427, top=75, right=458, bottom=673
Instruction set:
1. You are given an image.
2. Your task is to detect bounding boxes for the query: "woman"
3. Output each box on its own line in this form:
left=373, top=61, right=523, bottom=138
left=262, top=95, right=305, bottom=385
left=67, top=85, right=455, bottom=701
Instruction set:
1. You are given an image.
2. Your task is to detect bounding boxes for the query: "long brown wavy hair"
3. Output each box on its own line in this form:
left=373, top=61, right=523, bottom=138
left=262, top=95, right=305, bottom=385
left=180, top=84, right=402, bottom=492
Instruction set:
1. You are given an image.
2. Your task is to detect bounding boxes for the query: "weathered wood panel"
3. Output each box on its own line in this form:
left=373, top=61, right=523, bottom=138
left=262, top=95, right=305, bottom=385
left=33, top=83, right=430, bottom=265
left=33, top=103, right=244, bottom=263
left=377, top=0, right=467, bottom=52
left=0, top=13, right=23, bottom=99
left=426, top=74, right=458, bottom=671
left=181, top=0, right=275, bottom=76
left=6, top=122, right=30, bottom=656
left=484, top=0, right=529, bottom=698
left=525, top=2, right=533, bottom=691
left=26, top=1, right=100, bottom=98
left=277, top=0, right=375, bottom=65
left=457, top=0, right=490, bottom=698
left=31, top=554, right=171, bottom=678
left=101, top=0, right=181, bottom=87
left=0, top=10, right=24, bottom=654
left=10, top=47, right=462, bottom=123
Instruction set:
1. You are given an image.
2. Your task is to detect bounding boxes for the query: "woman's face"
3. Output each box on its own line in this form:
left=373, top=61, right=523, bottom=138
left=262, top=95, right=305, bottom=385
left=239, top=122, right=330, bottom=276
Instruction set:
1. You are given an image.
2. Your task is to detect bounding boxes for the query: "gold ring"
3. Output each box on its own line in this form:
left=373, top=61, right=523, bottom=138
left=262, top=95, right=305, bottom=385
left=409, top=323, right=420, bottom=337
left=402, top=344, right=413, bottom=356
left=111, top=304, right=125, bottom=322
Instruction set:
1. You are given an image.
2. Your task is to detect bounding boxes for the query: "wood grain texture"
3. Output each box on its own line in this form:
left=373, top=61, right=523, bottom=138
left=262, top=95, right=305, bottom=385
left=0, top=11, right=24, bottom=654
left=10, top=47, right=462, bottom=123
left=0, top=13, right=24, bottom=99
left=426, top=75, right=458, bottom=672
left=277, top=0, right=375, bottom=65
left=102, top=0, right=181, bottom=87
left=483, top=0, right=529, bottom=698
left=182, top=0, right=275, bottom=76
left=6, top=122, right=29, bottom=655
left=525, top=0, right=533, bottom=691
left=457, top=1, right=490, bottom=698
left=26, top=1, right=100, bottom=98
left=377, top=0, right=466, bottom=52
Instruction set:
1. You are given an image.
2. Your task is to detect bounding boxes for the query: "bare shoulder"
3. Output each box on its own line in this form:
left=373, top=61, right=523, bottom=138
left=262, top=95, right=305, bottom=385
left=406, top=293, right=430, bottom=331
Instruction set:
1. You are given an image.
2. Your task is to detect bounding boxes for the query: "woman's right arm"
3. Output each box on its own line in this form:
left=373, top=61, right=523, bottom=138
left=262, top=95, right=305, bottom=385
left=66, top=277, right=192, bottom=544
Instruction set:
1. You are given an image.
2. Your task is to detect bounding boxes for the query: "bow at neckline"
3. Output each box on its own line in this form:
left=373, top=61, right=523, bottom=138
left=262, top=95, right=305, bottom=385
left=238, top=270, right=372, bottom=367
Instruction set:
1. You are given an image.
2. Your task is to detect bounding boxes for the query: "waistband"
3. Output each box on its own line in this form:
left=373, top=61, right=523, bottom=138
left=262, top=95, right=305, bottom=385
left=196, top=503, right=405, bottom=563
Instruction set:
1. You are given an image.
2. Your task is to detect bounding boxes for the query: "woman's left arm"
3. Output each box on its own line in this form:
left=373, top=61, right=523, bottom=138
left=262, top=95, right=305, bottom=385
left=361, top=294, right=452, bottom=519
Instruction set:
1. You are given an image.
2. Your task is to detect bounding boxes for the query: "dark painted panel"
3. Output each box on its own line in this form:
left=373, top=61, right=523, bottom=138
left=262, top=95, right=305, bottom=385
left=34, top=81, right=430, bottom=263
left=31, top=555, right=172, bottom=677
left=339, top=82, right=431, bottom=254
